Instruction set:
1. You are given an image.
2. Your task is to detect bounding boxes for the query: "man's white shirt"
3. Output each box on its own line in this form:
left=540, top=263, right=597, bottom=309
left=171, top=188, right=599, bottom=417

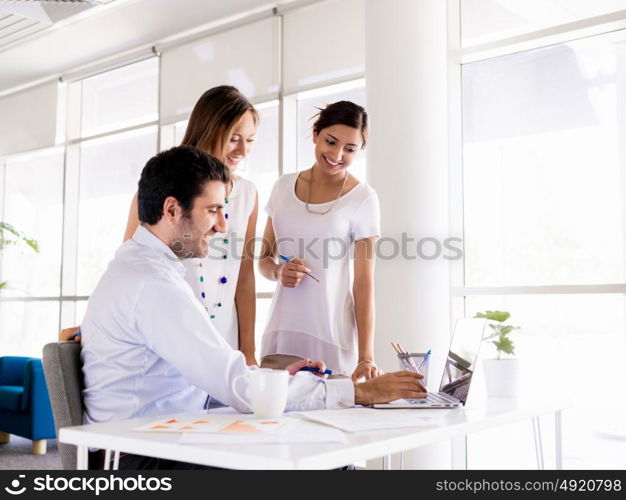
left=81, top=225, right=354, bottom=424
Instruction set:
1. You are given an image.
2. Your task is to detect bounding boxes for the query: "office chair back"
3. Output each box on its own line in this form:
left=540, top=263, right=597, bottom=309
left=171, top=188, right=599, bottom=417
left=42, top=342, right=84, bottom=470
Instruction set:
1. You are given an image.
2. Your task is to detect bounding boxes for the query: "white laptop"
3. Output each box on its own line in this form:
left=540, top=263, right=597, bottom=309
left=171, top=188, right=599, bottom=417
left=373, top=318, right=487, bottom=409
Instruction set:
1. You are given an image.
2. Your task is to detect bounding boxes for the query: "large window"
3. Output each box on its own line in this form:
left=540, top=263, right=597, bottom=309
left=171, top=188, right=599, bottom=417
left=0, top=148, right=64, bottom=356
left=0, top=301, right=60, bottom=358
left=76, top=127, right=157, bottom=295
left=80, top=58, right=159, bottom=137
left=463, top=36, right=625, bottom=287
left=0, top=57, right=160, bottom=355
left=1, top=149, right=64, bottom=298
left=67, top=58, right=160, bottom=319
left=461, top=22, right=626, bottom=469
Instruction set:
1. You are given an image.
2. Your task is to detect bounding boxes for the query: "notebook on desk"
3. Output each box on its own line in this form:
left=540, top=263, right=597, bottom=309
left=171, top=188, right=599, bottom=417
left=373, top=318, right=487, bottom=409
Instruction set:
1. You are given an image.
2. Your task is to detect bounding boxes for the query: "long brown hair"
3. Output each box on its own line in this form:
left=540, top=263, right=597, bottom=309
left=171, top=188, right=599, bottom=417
left=181, top=86, right=259, bottom=163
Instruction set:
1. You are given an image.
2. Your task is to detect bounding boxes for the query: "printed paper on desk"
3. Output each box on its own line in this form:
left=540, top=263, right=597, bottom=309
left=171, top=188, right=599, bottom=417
left=179, top=421, right=348, bottom=445
left=134, top=416, right=297, bottom=434
left=293, top=408, right=450, bottom=432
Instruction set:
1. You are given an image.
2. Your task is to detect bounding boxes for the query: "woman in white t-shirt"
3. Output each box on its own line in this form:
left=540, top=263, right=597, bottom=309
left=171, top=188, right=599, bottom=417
left=123, top=86, right=259, bottom=365
left=259, top=101, right=381, bottom=380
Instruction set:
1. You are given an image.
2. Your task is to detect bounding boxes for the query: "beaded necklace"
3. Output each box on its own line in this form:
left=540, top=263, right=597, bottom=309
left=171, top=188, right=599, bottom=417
left=197, top=179, right=235, bottom=320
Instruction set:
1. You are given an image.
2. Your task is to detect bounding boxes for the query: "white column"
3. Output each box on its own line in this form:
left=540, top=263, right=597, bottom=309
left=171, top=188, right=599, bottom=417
left=365, top=0, right=452, bottom=469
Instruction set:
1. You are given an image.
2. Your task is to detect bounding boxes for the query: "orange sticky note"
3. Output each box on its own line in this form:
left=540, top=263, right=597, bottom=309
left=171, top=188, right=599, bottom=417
left=151, top=425, right=170, bottom=430
left=180, top=426, right=194, bottom=430
left=220, top=421, right=261, bottom=434
left=193, top=420, right=209, bottom=424
left=261, top=421, right=279, bottom=425
left=165, top=419, right=178, bottom=424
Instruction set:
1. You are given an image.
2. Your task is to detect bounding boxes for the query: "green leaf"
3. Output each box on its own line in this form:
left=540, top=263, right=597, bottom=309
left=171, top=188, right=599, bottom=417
left=474, top=310, right=510, bottom=323
left=500, top=325, right=514, bottom=335
left=24, top=238, right=40, bottom=253
left=493, top=336, right=515, bottom=356
left=0, top=221, right=39, bottom=253
left=0, top=221, right=20, bottom=238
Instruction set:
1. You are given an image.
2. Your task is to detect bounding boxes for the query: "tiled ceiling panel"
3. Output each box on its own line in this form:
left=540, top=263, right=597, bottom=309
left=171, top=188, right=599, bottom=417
left=0, top=0, right=114, bottom=51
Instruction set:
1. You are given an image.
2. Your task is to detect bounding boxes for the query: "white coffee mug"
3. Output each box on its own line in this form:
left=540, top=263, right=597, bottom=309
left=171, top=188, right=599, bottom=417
left=231, top=368, right=289, bottom=418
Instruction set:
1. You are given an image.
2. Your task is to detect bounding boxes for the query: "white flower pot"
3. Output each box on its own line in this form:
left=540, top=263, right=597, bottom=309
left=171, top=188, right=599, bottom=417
left=482, top=358, right=521, bottom=398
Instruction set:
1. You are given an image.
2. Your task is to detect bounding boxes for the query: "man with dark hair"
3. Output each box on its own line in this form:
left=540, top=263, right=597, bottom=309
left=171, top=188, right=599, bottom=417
left=80, top=146, right=425, bottom=469
left=136, top=145, right=230, bottom=257
left=137, top=145, right=230, bottom=224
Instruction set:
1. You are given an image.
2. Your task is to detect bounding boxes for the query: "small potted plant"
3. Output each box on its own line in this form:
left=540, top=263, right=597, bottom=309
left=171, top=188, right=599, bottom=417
left=474, top=310, right=521, bottom=397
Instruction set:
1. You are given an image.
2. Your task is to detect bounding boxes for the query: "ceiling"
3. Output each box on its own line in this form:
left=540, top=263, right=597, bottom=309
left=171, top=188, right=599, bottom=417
left=0, top=0, right=108, bottom=51
left=0, top=0, right=286, bottom=96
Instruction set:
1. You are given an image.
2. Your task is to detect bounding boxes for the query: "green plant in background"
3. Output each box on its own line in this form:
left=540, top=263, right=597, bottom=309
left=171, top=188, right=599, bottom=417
left=0, top=222, right=40, bottom=290
left=474, top=310, right=520, bottom=359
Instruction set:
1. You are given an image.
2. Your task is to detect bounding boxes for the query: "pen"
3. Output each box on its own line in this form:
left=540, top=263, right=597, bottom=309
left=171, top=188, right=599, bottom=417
left=278, top=255, right=320, bottom=283
left=417, top=349, right=431, bottom=372
left=299, top=366, right=333, bottom=376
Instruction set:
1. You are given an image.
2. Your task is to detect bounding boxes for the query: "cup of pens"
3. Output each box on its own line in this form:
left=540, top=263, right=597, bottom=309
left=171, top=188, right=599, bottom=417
left=397, top=352, right=430, bottom=387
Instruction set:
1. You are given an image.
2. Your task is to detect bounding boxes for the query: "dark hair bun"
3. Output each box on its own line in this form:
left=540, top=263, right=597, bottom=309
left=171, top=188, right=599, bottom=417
left=312, top=100, right=368, bottom=148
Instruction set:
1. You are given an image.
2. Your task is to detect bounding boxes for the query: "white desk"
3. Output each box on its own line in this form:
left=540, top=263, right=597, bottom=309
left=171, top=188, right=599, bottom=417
left=60, top=397, right=566, bottom=470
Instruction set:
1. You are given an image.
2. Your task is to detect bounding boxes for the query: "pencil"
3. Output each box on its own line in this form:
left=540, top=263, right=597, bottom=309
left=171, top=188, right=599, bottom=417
left=397, top=343, right=420, bottom=372
left=392, top=342, right=415, bottom=372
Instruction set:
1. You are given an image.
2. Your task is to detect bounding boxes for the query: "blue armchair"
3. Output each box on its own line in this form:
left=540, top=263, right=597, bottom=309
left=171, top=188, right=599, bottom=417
left=0, top=356, right=56, bottom=454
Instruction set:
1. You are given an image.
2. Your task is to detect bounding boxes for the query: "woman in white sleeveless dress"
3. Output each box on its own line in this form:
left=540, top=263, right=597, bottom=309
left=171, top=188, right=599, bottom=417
left=124, top=86, right=259, bottom=365
left=259, top=101, right=381, bottom=380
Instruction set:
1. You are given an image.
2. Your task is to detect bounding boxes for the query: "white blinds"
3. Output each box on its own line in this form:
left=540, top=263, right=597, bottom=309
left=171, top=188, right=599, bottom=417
left=0, top=81, right=58, bottom=156
left=282, top=0, right=365, bottom=95
left=159, top=17, right=279, bottom=125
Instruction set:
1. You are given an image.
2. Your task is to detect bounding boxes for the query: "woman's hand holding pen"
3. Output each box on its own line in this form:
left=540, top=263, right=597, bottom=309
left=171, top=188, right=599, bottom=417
left=276, top=258, right=310, bottom=288
left=59, top=326, right=81, bottom=342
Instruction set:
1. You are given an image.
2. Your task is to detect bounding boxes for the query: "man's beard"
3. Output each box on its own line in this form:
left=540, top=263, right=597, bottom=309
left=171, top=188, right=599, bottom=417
left=171, top=217, right=208, bottom=259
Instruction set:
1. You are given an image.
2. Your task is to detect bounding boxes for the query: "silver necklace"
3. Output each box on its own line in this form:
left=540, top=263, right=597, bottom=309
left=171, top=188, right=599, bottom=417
left=305, top=168, right=349, bottom=215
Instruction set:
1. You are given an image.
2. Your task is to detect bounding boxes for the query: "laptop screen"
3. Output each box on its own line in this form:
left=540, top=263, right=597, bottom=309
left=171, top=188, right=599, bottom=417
left=438, top=318, right=486, bottom=404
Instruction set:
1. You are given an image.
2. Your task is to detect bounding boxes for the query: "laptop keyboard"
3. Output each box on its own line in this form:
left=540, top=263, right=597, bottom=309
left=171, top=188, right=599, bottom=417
left=408, top=392, right=459, bottom=406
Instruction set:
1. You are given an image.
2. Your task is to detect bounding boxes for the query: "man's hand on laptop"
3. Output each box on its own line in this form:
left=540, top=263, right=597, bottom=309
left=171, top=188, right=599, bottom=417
left=354, top=371, right=427, bottom=406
